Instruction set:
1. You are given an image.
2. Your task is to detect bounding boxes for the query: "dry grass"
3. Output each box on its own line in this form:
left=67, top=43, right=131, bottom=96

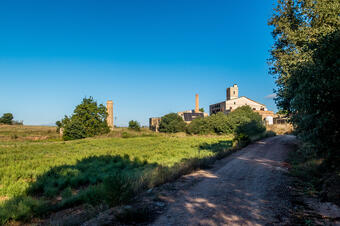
left=266, top=123, right=293, bottom=135
left=0, top=125, right=60, bottom=142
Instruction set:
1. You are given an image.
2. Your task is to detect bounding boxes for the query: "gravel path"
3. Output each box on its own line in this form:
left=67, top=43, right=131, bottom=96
left=151, top=135, right=295, bottom=226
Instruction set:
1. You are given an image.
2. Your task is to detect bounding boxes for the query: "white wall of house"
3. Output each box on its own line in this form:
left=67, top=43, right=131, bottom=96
left=224, top=97, right=266, bottom=112
left=265, top=116, right=273, bottom=125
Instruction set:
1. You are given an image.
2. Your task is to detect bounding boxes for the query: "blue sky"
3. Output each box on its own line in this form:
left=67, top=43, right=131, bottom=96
left=0, top=0, right=277, bottom=126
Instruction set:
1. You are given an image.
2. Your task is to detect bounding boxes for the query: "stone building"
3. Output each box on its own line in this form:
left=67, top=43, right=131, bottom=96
left=210, top=84, right=275, bottom=125
left=149, top=117, right=161, bottom=132
left=150, top=94, right=208, bottom=131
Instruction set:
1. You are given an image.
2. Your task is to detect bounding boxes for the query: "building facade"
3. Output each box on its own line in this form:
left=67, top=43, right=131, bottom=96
left=209, top=84, right=275, bottom=125
left=149, top=94, right=207, bottom=131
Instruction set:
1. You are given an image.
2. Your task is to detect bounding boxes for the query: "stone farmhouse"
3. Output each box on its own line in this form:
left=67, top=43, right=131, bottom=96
left=209, top=84, right=275, bottom=125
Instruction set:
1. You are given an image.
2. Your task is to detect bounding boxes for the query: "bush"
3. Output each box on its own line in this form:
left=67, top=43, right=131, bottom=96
left=57, top=97, right=110, bottom=140
left=208, top=112, right=233, bottom=134
left=186, top=117, right=212, bottom=135
left=128, top=120, right=141, bottom=131
left=231, top=106, right=265, bottom=143
left=62, top=119, right=87, bottom=141
left=187, top=106, right=264, bottom=138
left=0, top=113, right=14, bottom=125
left=103, top=172, right=135, bottom=205
left=159, top=113, right=186, bottom=133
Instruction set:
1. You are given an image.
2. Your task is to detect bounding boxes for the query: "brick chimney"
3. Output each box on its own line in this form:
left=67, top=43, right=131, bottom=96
left=195, top=94, right=199, bottom=113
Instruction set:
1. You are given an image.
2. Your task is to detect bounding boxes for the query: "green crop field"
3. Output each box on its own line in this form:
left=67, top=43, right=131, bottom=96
left=0, top=125, right=234, bottom=223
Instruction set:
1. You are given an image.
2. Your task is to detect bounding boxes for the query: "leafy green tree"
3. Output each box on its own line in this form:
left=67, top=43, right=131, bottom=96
left=228, top=106, right=263, bottom=131
left=199, top=108, right=204, bottom=113
left=57, top=97, right=110, bottom=140
left=269, top=0, right=340, bottom=162
left=187, top=106, right=264, bottom=136
left=186, top=117, right=213, bottom=135
left=128, top=120, right=141, bottom=131
left=159, top=113, right=186, bottom=133
left=229, top=106, right=265, bottom=141
left=0, top=113, right=14, bottom=125
left=62, top=119, right=87, bottom=141
left=207, top=112, right=233, bottom=134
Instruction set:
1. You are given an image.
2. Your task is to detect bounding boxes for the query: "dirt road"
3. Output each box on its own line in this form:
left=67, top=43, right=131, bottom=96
left=151, top=135, right=296, bottom=226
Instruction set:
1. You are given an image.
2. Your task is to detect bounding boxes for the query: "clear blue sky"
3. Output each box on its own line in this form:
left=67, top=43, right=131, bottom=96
left=0, top=0, right=277, bottom=126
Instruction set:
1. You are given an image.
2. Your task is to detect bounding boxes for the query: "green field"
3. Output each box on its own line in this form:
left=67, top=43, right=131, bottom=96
left=0, top=125, right=233, bottom=223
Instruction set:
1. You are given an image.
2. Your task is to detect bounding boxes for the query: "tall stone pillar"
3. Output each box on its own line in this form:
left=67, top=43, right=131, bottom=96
left=106, top=100, right=114, bottom=130
left=195, top=94, right=199, bottom=113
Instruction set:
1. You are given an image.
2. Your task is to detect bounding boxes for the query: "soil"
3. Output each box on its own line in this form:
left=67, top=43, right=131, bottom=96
left=80, top=135, right=296, bottom=226
left=150, top=135, right=294, bottom=226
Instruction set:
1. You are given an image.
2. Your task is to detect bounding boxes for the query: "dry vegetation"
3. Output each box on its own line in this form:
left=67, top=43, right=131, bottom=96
left=266, top=124, right=293, bottom=135
left=0, top=125, right=60, bottom=142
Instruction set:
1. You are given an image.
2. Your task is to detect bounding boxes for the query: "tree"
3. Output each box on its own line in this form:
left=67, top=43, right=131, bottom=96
left=186, top=117, right=213, bottom=135
left=199, top=108, right=204, bottom=113
left=57, top=97, right=110, bottom=140
left=128, top=120, right=141, bottom=131
left=159, top=113, right=186, bottom=133
left=207, top=112, right=233, bottom=134
left=269, top=0, right=340, bottom=163
left=0, top=113, right=14, bottom=125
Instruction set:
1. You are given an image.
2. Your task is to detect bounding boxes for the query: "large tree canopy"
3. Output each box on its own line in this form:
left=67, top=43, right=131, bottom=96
left=0, top=113, right=14, bottom=125
left=269, top=0, right=340, bottom=162
left=57, top=97, right=110, bottom=140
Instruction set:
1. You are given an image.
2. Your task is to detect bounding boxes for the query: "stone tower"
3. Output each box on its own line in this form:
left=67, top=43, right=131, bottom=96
left=106, top=100, right=114, bottom=130
left=226, top=84, right=238, bottom=100
left=195, top=94, right=199, bottom=113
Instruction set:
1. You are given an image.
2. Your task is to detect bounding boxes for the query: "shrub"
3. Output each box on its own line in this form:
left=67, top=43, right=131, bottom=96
left=159, top=113, right=186, bottom=133
left=208, top=112, right=233, bottom=134
left=128, top=120, right=141, bottom=131
left=62, top=119, right=87, bottom=141
left=0, top=113, right=14, bottom=125
left=232, top=106, right=265, bottom=143
left=57, top=97, right=110, bottom=140
left=103, top=172, right=135, bottom=205
left=186, top=117, right=212, bottom=135
left=187, top=106, right=263, bottom=137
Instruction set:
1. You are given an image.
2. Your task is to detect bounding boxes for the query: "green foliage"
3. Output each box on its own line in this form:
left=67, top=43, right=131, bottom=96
left=103, top=172, right=135, bottom=205
left=159, top=113, right=186, bottom=133
left=0, top=135, right=233, bottom=223
left=128, top=120, right=141, bottom=131
left=0, top=113, right=14, bottom=125
left=187, top=106, right=265, bottom=139
left=208, top=112, right=233, bottom=134
left=186, top=117, right=213, bottom=135
left=269, top=0, right=340, bottom=164
left=0, top=196, right=45, bottom=224
left=276, top=109, right=288, bottom=115
left=62, top=118, right=87, bottom=141
left=57, top=97, right=110, bottom=140
left=199, top=108, right=204, bottom=112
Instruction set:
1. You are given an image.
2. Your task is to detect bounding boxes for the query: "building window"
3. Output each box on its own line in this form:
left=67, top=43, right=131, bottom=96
left=234, top=102, right=236, bottom=105
left=233, top=91, right=235, bottom=94
left=230, top=107, right=232, bottom=110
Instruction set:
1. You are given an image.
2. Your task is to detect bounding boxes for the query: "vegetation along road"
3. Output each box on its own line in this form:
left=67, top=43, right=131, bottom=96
left=151, top=135, right=295, bottom=225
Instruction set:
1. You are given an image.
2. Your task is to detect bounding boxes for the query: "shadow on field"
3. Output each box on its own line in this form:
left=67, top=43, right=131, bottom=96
left=199, top=140, right=233, bottom=152
left=0, top=140, right=234, bottom=224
